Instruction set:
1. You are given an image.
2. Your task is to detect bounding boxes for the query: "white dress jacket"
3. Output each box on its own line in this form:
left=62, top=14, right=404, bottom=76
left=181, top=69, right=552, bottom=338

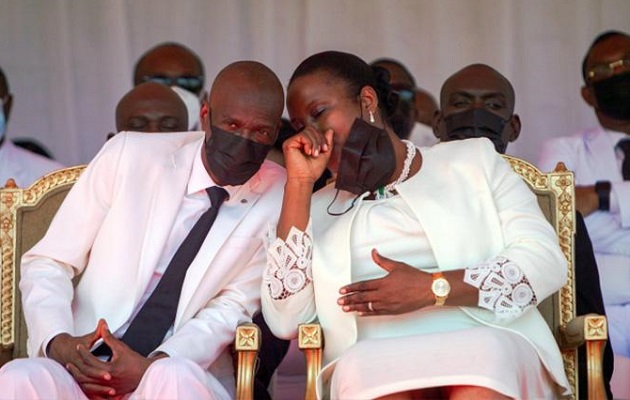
left=20, top=131, right=286, bottom=392
left=262, top=138, right=570, bottom=396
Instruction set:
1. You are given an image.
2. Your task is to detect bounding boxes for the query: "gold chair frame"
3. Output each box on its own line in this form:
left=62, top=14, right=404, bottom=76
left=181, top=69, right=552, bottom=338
left=1, top=166, right=85, bottom=361
left=296, top=156, right=608, bottom=400
left=0, top=167, right=260, bottom=400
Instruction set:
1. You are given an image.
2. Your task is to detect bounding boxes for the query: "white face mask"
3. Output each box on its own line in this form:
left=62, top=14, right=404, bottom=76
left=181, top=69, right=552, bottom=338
left=171, top=86, right=201, bottom=131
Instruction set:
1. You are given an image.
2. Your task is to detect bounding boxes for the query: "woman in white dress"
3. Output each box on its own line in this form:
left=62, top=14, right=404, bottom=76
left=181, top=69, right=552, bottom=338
left=262, top=51, right=571, bottom=399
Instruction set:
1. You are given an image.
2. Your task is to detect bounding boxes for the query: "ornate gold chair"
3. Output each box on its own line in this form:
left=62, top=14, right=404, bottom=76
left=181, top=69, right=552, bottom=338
left=1, top=166, right=85, bottom=365
left=296, top=156, right=608, bottom=400
left=0, top=167, right=259, bottom=400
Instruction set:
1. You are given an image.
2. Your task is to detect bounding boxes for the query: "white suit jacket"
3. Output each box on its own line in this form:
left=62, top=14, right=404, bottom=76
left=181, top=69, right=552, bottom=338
left=0, top=139, right=64, bottom=188
left=263, top=138, right=569, bottom=394
left=20, top=131, right=286, bottom=387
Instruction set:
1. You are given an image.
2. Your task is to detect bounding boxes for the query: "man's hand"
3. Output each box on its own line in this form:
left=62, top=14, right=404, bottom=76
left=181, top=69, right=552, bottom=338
left=337, top=249, right=432, bottom=316
left=48, top=320, right=115, bottom=399
left=69, top=322, right=166, bottom=398
left=575, top=185, right=599, bottom=216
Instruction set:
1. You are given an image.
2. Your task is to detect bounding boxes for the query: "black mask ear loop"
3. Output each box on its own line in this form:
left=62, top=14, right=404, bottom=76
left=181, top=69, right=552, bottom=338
left=326, top=189, right=361, bottom=216
left=326, top=98, right=366, bottom=216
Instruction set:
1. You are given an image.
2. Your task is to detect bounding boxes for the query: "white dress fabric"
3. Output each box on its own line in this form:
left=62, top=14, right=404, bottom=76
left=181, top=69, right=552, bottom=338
left=270, top=196, right=558, bottom=399
left=337, top=197, right=555, bottom=398
left=263, top=139, right=571, bottom=399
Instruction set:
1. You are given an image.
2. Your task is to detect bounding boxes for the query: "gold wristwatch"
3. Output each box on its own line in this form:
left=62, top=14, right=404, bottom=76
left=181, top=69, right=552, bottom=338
left=431, top=272, right=451, bottom=306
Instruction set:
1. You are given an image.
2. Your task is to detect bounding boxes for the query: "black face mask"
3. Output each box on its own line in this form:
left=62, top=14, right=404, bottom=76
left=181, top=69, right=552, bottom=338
left=592, top=71, right=630, bottom=121
left=204, top=125, right=271, bottom=186
left=335, top=118, right=397, bottom=195
left=444, top=108, right=508, bottom=154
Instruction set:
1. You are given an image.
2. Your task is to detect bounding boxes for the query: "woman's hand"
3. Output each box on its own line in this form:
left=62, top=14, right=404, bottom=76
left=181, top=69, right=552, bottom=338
left=282, top=127, right=333, bottom=184
left=337, top=249, right=432, bottom=315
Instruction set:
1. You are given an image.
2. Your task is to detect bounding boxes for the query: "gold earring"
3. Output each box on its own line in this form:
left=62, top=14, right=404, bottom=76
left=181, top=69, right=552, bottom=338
left=369, top=110, right=375, bottom=123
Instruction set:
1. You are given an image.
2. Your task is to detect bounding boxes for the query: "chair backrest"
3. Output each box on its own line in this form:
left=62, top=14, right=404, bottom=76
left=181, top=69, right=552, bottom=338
left=502, top=155, right=578, bottom=395
left=0, top=166, right=85, bottom=364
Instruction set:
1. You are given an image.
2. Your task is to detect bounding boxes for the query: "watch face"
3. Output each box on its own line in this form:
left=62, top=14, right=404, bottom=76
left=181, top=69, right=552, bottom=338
left=432, top=278, right=451, bottom=297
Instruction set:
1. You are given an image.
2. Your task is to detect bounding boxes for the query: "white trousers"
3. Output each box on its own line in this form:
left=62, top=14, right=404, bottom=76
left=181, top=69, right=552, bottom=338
left=0, top=356, right=231, bottom=400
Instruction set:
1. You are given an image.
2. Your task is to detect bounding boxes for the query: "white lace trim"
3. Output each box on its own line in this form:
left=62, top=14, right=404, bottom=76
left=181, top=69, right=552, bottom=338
left=265, top=225, right=313, bottom=300
left=464, top=256, right=537, bottom=318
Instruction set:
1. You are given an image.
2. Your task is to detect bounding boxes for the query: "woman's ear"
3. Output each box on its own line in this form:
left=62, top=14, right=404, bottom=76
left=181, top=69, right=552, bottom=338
left=359, top=85, right=379, bottom=114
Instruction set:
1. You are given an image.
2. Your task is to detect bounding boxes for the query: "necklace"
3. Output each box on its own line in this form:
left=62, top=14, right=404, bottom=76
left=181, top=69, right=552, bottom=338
left=375, top=139, right=416, bottom=200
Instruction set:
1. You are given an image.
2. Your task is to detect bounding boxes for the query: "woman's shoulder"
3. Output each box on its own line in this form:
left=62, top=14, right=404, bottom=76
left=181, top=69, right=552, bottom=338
left=421, top=138, right=501, bottom=172
left=424, top=137, right=496, bottom=159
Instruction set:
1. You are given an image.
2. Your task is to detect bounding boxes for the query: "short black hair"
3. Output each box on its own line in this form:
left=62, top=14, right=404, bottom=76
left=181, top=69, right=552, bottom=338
left=370, top=58, right=417, bottom=87
left=0, top=65, right=9, bottom=96
left=581, top=30, right=630, bottom=83
left=290, top=51, right=398, bottom=119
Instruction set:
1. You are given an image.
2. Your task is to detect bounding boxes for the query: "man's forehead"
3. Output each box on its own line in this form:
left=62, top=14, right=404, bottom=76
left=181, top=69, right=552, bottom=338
left=139, top=48, right=201, bottom=75
left=444, top=68, right=512, bottom=99
left=587, top=35, right=630, bottom=65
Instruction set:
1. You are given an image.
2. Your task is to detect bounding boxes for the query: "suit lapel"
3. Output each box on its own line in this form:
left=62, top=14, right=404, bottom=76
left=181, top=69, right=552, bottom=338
left=175, top=172, right=263, bottom=322
left=134, top=142, right=197, bottom=301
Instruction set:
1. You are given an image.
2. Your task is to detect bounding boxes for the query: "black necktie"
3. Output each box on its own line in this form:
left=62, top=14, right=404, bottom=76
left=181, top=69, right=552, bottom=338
left=618, top=139, right=630, bottom=180
left=93, top=186, right=228, bottom=358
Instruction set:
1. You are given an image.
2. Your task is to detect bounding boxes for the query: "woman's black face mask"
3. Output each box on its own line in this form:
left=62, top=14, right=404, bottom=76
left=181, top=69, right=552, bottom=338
left=334, top=117, right=396, bottom=195
left=204, top=125, right=271, bottom=186
left=592, top=71, right=630, bottom=121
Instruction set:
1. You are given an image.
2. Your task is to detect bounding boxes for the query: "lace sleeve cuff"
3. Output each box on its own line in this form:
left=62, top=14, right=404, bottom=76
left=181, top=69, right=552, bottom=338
left=464, top=256, right=537, bottom=318
left=265, top=225, right=313, bottom=300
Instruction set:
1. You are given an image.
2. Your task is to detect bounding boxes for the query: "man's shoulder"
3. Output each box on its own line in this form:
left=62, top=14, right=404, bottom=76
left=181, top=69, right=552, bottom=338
left=425, top=137, right=498, bottom=167
left=101, top=131, right=204, bottom=167
left=1, top=140, right=65, bottom=186
left=112, top=131, right=204, bottom=153
left=252, top=160, right=286, bottom=193
left=543, top=126, right=605, bottom=148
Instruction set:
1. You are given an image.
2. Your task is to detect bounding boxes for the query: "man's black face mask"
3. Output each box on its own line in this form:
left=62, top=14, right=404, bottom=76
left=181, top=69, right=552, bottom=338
left=592, top=71, right=630, bottom=121
left=204, top=125, right=271, bottom=186
left=335, top=117, right=396, bottom=195
left=444, top=108, right=509, bottom=153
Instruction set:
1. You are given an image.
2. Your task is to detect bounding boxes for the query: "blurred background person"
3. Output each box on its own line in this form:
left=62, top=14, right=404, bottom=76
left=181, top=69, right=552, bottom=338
left=371, top=58, right=438, bottom=148
left=0, top=66, right=63, bottom=188
left=115, top=82, right=188, bottom=134
left=133, top=42, right=205, bottom=131
left=539, top=30, right=630, bottom=398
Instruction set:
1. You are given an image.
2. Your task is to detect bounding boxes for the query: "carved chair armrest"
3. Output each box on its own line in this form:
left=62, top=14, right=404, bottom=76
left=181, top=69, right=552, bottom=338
left=234, top=322, right=261, bottom=400
left=299, top=323, right=323, bottom=400
left=559, top=314, right=608, bottom=400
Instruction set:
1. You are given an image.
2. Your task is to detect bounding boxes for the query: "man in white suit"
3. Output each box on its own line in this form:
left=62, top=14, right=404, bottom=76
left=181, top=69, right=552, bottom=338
left=539, top=30, right=630, bottom=396
left=0, top=60, right=286, bottom=400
